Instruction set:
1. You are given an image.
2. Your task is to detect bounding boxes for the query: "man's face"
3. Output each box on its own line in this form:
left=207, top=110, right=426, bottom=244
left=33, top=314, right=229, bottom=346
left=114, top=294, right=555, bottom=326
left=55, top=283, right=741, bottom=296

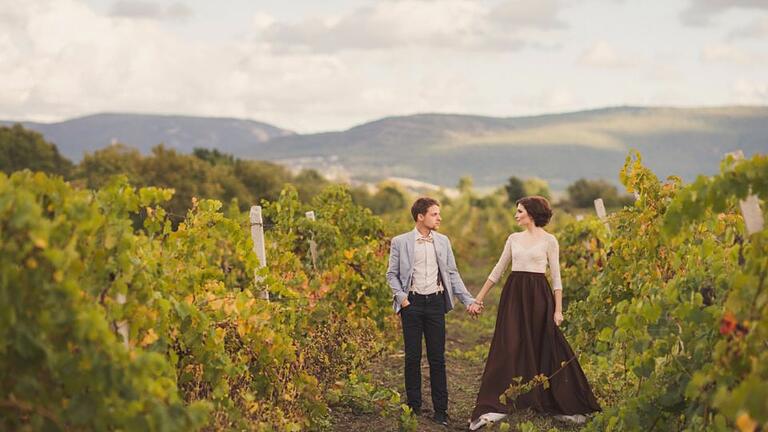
left=419, top=205, right=442, bottom=230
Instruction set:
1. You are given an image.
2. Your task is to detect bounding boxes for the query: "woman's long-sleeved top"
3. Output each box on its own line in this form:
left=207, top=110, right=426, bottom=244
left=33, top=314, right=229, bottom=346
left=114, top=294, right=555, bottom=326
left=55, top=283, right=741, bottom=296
left=486, top=232, right=563, bottom=292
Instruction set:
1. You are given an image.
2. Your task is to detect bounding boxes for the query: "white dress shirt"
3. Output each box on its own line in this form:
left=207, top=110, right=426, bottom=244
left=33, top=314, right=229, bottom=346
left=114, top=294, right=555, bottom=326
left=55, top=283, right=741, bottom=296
left=411, top=228, right=442, bottom=295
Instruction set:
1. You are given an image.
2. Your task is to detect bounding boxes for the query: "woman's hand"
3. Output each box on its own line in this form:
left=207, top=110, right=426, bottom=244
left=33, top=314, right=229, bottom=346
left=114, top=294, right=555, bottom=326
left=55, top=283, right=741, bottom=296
left=467, top=302, right=483, bottom=317
left=554, top=310, right=564, bottom=326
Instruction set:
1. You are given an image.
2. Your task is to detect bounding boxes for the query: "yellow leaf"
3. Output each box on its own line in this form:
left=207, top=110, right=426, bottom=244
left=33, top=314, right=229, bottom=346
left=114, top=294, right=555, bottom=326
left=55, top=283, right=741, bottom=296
left=343, top=249, right=355, bottom=260
left=25, top=257, right=38, bottom=269
left=140, top=328, right=159, bottom=347
left=237, top=322, right=248, bottom=338
left=736, top=412, right=757, bottom=432
left=53, top=271, right=64, bottom=283
left=209, top=299, right=223, bottom=311
left=224, top=299, right=236, bottom=314
left=32, top=236, right=47, bottom=249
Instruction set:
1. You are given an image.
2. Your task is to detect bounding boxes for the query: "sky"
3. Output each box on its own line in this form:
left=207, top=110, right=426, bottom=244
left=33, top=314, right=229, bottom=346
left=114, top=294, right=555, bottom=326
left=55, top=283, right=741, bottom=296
left=0, top=0, right=767, bottom=133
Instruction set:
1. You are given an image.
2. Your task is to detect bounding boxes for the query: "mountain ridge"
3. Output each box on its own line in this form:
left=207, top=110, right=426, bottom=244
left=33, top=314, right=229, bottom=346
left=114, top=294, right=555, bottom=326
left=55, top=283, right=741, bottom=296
left=3, top=106, right=767, bottom=189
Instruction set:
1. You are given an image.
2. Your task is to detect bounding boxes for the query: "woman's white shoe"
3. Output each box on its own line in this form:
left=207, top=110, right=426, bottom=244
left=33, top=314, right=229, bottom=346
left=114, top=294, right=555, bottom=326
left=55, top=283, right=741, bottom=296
left=469, top=412, right=508, bottom=430
left=553, top=414, right=587, bottom=424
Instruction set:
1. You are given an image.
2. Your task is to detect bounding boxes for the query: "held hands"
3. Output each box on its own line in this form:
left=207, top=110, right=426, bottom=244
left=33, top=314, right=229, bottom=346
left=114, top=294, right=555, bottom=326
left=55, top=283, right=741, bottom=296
left=467, top=300, right=484, bottom=318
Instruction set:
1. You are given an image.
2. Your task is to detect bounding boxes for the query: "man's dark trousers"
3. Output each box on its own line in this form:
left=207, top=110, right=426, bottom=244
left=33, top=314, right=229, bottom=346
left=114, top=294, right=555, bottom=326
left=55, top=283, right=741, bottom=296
left=400, top=291, right=447, bottom=414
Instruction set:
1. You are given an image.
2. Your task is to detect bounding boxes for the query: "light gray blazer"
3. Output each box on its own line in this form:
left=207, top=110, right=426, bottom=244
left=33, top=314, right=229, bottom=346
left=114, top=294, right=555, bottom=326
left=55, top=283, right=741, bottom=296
left=386, top=229, right=475, bottom=314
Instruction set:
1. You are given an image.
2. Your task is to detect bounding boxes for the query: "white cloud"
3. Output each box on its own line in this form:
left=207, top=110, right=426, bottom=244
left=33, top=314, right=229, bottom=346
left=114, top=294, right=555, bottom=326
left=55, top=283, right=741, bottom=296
left=680, top=0, right=768, bottom=26
left=255, top=0, right=566, bottom=53
left=578, top=41, right=635, bottom=68
left=733, top=79, right=768, bottom=104
left=488, top=0, right=566, bottom=29
left=700, top=43, right=766, bottom=65
left=0, top=0, right=359, bottom=130
left=109, top=1, right=193, bottom=21
left=728, top=16, right=768, bottom=39
left=0, top=0, right=764, bottom=134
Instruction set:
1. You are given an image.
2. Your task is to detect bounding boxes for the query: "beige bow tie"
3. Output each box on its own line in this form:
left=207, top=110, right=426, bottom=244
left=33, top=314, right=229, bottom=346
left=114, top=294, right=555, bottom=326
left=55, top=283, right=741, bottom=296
left=417, top=236, right=433, bottom=243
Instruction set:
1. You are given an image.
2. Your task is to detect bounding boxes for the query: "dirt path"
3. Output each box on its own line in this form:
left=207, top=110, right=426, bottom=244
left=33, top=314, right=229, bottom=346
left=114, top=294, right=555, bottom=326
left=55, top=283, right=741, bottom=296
left=331, top=288, right=586, bottom=432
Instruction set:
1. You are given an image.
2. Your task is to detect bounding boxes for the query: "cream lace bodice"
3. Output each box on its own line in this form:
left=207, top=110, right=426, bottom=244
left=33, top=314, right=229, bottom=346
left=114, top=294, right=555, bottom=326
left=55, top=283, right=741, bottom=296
left=486, top=232, right=563, bottom=291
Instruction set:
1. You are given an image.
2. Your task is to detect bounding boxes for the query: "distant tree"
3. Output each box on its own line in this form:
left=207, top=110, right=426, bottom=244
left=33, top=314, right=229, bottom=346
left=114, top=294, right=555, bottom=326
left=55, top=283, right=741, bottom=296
left=523, top=177, right=551, bottom=200
left=233, top=159, right=293, bottom=202
left=193, top=148, right=234, bottom=166
left=458, top=176, right=473, bottom=194
left=140, top=145, right=225, bottom=217
left=368, top=185, right=408, bottom=214
left=566, top=178, right=633, bottom=208
left=294, top=169, right=330, bottom=202
left=75, top=143, right=143, bottom=189
left=209, top=163, right=254, bottom=210
left=0, top=124, right=73, bottom=177
left=504, top=176, right=526, bottom=204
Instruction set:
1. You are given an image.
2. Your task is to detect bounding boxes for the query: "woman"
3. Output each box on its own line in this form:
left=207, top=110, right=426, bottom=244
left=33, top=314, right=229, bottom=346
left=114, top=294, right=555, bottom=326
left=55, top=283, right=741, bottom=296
left=469, top=196, right=600, bottom=430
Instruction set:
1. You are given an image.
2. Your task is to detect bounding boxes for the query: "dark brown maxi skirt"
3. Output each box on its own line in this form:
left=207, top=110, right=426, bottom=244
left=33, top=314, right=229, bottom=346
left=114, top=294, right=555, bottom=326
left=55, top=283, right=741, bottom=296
left=470, top=271, right=601, bottom=421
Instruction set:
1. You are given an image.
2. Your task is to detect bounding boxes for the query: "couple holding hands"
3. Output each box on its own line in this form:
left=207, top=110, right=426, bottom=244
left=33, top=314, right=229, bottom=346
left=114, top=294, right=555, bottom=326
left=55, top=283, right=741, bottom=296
left=386, top=196, right=601, bottom=430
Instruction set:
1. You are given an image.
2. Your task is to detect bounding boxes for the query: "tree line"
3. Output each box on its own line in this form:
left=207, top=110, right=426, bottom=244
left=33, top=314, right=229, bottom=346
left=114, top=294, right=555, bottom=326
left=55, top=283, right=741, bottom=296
left=1, top=123, right=633, bottom=218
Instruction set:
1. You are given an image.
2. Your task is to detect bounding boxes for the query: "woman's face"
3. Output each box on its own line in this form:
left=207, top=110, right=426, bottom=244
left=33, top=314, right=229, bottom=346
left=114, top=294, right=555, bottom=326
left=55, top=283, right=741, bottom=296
left=515, top=203, right=533, bottom=227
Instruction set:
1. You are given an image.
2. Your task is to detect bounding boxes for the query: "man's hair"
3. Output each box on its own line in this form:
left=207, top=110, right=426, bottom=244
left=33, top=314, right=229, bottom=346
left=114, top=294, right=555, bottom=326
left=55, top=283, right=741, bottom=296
left=411, top=197, right=440, bottom=222
left=515, top=196, right=553, bottom=227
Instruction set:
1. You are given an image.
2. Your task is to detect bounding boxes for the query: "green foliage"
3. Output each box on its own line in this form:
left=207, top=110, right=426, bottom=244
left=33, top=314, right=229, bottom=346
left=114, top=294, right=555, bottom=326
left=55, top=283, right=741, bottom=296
left=352, top=184, right=408, bottom=215
left=0, top=172, right=395, bottom=431
left=523, top=177, right=552, bottom=200
left=193, top=148, right=235, bottom=166
left=72, top=142, right=332, bottom=217
left=326, top=373, right=399, bottom=416
left=398, top=404, right=419, bottom=432
left=75, top=143, right=143, bottom=189
left=558, top=152, right=767, bottom=431
left=505, top=176, right=526, bottom=204
left=516, top=420, right=560, bottom=432
left=565, top=178, right=634, bottom=209
left=0, top=124, right=73, bottom=177
left=504, top=176, right=552, bottom=206
left=0, top=171, right=207, bottom=431
left=293, top=169, right=331, bottom=202
left=437, top=184, right=519, bottom=284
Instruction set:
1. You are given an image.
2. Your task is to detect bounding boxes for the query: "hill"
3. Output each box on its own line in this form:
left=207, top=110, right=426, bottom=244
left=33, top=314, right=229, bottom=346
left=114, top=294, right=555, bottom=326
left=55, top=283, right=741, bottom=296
left=4, top=106, right=767, bottom=189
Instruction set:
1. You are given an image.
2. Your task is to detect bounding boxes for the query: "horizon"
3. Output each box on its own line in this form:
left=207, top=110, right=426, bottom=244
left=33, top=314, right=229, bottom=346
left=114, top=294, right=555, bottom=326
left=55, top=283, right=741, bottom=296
left=5, top=103, right=768, bottom=134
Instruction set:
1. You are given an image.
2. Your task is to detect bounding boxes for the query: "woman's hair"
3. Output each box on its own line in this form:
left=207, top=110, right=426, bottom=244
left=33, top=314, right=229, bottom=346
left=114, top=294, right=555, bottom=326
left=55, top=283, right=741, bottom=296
left=515, top=196, right=553, bottom=227
left=411, top=197, right=440, bottom=222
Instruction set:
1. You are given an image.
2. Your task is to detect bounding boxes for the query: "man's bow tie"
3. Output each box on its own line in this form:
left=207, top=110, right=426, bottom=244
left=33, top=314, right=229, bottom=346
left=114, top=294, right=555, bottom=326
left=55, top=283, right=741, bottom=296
left=416, top=236, right=433, bottom=243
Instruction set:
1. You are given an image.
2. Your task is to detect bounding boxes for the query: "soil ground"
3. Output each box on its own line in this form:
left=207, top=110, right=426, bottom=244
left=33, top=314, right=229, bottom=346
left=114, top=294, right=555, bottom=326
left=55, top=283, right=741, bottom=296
left=330, top=285, right=587, bottom=432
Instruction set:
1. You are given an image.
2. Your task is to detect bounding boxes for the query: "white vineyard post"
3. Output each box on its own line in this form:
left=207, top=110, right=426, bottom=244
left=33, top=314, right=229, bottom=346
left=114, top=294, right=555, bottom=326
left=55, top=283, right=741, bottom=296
left=726, top=151, right=764, bottom=235
left=305, top=211, right=318, bottom=271
left=250, top=205, right=269, bottom=301
left=116, top=293, right=129, bottom=348
left=594, top=198, right=611, bottom=234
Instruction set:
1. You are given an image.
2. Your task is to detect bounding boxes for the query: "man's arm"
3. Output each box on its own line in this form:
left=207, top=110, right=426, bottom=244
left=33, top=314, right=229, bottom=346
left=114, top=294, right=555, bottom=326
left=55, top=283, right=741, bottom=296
left=386, top=238, right=408, bottom=310
left=445, top=238, right=475, bottom=306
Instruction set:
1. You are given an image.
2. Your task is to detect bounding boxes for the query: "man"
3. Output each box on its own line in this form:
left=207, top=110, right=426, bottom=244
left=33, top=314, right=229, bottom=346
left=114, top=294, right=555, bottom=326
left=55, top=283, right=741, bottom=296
left=386, top=197, right=483, bottom=427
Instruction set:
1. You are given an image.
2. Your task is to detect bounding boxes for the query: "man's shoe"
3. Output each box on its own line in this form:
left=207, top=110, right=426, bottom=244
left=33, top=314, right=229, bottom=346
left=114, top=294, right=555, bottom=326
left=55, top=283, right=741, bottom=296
left=407, top=405, right=421, bottom=416
left=433, top=411, right=449, bottom=426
